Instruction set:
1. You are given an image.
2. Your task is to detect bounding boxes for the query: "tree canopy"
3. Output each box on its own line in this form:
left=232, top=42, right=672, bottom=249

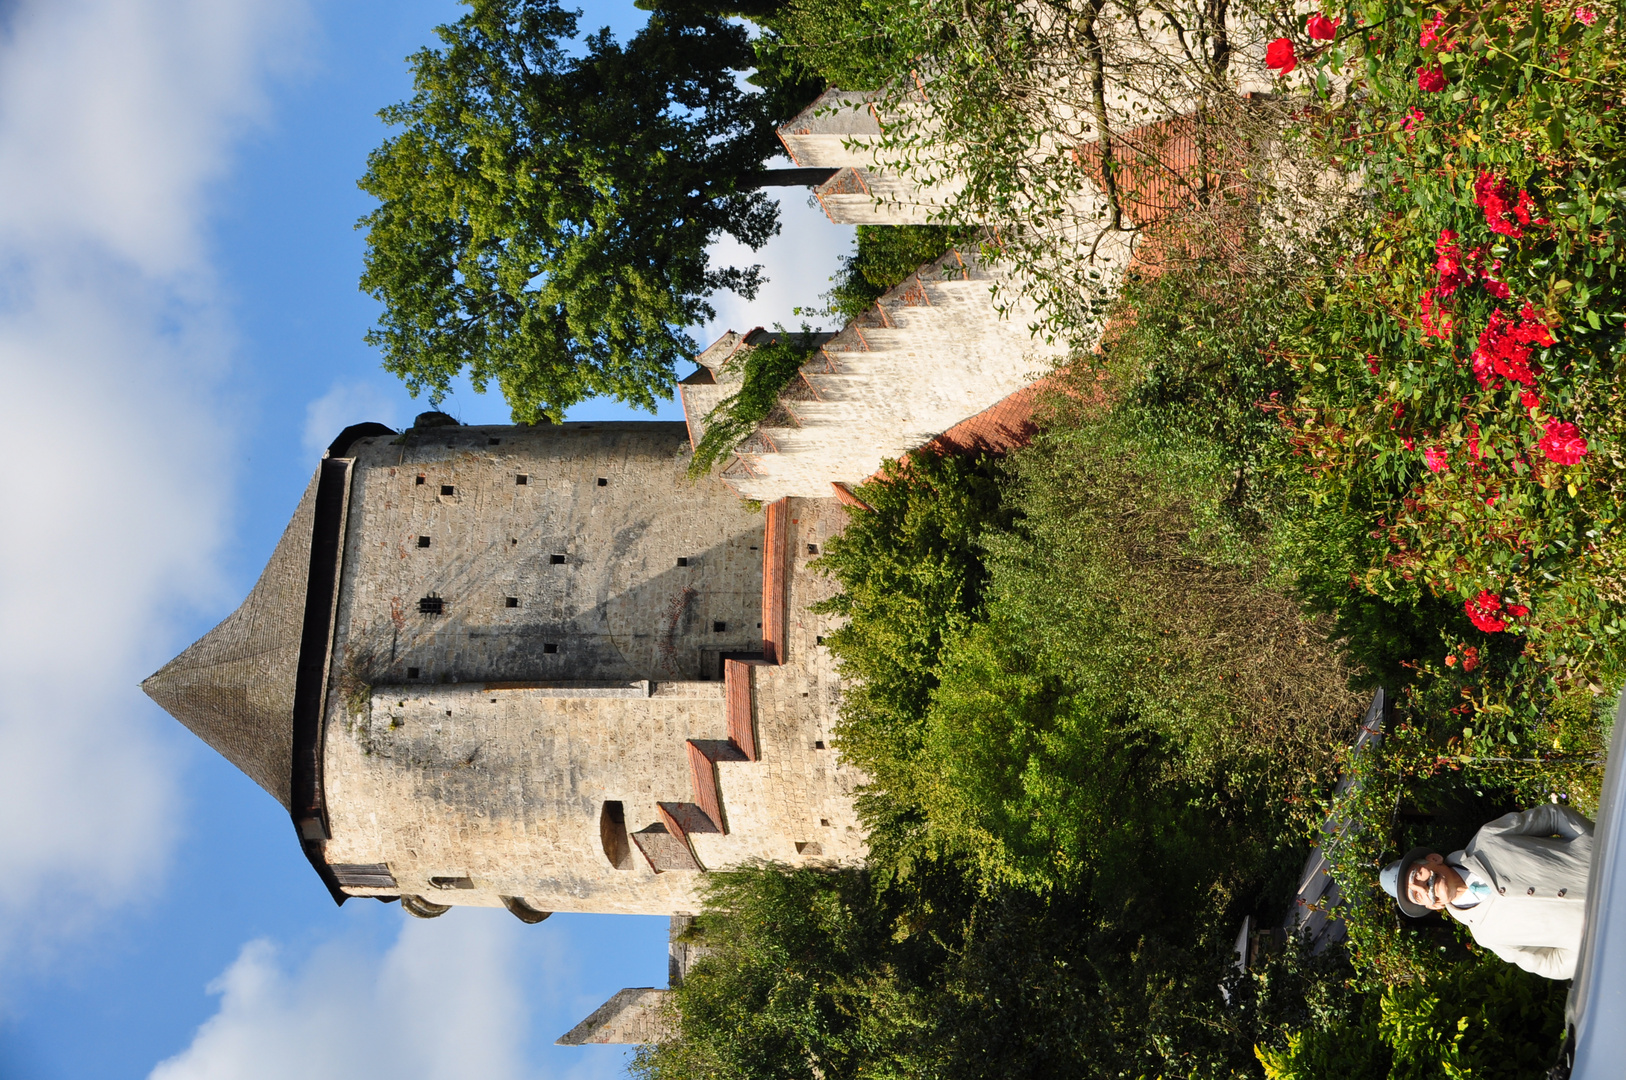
left=358, top=0, right=788, bottom=421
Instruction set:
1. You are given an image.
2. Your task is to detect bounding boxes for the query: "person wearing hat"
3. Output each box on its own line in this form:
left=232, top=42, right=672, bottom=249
left=1380, top=802, right=1594, bottom=980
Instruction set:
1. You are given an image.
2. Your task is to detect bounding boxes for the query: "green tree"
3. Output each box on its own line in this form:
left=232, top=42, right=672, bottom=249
left=359, top=0, right=797, bottom=421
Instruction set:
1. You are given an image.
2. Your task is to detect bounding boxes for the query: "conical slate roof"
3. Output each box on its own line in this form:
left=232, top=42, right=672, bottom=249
left=142, top=471, right=321, bottom=808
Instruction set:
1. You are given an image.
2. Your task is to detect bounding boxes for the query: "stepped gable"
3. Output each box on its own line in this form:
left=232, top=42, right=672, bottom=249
left=679, top=328, right=837, bottom=452
left=683, top=246, right=1066, bottom=502
left=776, top=88, right=884, bottom=169
left=141, top=470, right=321, bottom=808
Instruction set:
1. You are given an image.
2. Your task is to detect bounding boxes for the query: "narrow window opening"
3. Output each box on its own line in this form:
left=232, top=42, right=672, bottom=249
left=676, top=557, right=689, bottom=567
left=814, top=740, right=826, bottom=750
left=807, top=543, right=819, bottom=555
left=505, top=596, right=519, bottom=608
left=418, top=596, right=444, bottom=615
left=440, top=484, right=455, bottom=496
left=816, top=635, right=825, bottom=645
left=515, top=474, right=528, bottom=485
left=543, top=643, right=558, bottom=654
left=819, top=818, right=831, bottom=827
left=415, top=474, right=426, bottom=485
left=429, top=875, right=475, bottom=890
left=550, top=553, right=566, bottom=565
left=510, top=538, right=517, bottom=545
left=712, top=621, right=726, bottom=633
left=417, top=535, right=431, bottom=548
left=600, top=801, right=632, bottom=870
left=407, top=667, right=420, bottom=679
left=596, top=477, right=608, bottom=487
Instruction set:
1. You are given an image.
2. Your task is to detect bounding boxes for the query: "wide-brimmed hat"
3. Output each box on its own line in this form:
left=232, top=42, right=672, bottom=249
left=1379, top=846, right=1439, bottom=918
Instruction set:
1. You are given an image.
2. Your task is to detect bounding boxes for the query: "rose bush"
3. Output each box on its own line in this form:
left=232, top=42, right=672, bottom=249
left=1276, top=1, right=1626, bottom=760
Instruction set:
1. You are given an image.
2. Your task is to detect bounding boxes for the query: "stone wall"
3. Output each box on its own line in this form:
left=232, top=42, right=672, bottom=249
left=327, top=423, right=767, bottom=688
left=682, top=250, right=1066, bottom=502
left=317, top=425, right=868, bottom=915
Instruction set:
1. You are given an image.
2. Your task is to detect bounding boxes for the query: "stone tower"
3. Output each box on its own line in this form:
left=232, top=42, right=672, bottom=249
left=144, top=416, right=865, bottom=919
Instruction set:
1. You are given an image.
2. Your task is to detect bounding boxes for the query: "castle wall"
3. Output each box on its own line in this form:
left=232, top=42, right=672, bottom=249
left=328, top=422, right=767, bottom=687
left=322, top=681, right=721, bottom=915
left=315, top=426, right=867, bottom=914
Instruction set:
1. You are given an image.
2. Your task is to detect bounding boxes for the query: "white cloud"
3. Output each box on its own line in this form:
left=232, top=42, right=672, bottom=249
left=699, top=177, right=856, bottom=346
left=304, top=379, right=414, bottom=459
left=150, top=913, right=630, bottom=1080
left=0, top=0, right=306, bottom=968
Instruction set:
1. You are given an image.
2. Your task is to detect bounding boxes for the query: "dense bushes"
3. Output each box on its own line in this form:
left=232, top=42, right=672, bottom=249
left=1258, top=956, right=1566, bottom=1080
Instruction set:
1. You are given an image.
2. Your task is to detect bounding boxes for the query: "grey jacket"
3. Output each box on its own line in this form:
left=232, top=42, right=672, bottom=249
left=1447, top=804, right=1593, bottom=980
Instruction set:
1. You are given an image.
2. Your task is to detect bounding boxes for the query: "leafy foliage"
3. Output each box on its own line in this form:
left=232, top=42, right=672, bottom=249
left=810, top=450, right=1011, bottom=858
left=1258, top=956, right=1566, bottom=1080
left=358, top=0, right=781, bottom=421
left=1279, top=2, right=1626, bottom=743
left=632, top=867, right=929, bottom=1080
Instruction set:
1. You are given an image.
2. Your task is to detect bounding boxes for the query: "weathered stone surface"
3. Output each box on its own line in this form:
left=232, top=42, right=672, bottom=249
left=681, top=252, right=1067, bottom=502
left=556, top=988, right=673, bottom=1045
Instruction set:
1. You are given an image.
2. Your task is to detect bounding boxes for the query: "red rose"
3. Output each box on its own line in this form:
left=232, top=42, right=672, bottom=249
left=1506, top=605, right=1530, bottom=619
left=1307, top=13, right=1339, bottom=40
left=1266, top=37, right=1297, bottom=75
left=1424, top=446, right=1449, bottom=472
left=1539, top=420, right=1588, bottom=465
left=1465, top=591, right=1507, bottom=633
left=1417, top=64, right=1446, bottom=92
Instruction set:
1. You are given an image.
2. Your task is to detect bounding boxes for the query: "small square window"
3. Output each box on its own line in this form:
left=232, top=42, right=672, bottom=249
left=807, top=543, right=819, bottom=555
left=712, top=621, right=726, bottom=633
left=819, top=818, right=831, bottom=827
left=515, top=474, right=528, bottom=485
left=550, top=553, right=566, bottom=565
left=417, top=536, right=431, bottom=548
left=542, top=643, right=558, bottom=654
left=676, top=557, right=689, bottom=567
left=814, top=740, right=826, bottom=750
left=440, top=484, right=455, bottom=496
left=596, top=477, right=608, bottom=487
left=505, top=596, right=519, bottom=608
left=418, top=596, right=444, bottom=615
left=415, top=474, right=426, bottom=485
left=407, top=667, right=420, bottom=679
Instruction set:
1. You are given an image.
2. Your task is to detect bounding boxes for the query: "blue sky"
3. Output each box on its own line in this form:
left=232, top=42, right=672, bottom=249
left=0, top=1, right=851, bottom=1076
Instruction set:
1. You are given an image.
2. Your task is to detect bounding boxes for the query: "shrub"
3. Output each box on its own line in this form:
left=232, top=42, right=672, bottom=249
left=1258, top=956, right=1566, bottom=1080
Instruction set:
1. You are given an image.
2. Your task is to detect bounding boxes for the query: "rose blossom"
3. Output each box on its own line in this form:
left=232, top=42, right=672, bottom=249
left=1539, top=420, right=1588, bottom=465
left=1424, top=446, right=1449, bottom=472
left=1419, top=12, right=1451, bottom=48
left=1576, top=7, right=1599, bottom=25
left=1266, top=37, right=1297, bottom=75
left=1465, top=591, right=1507, bottom=633
left=1307, top=13, right=1339, bottom=40
left=1417, top=64, right=1446, bottom=92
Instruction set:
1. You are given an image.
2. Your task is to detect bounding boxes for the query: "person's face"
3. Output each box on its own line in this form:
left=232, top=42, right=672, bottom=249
left=1405, top=853, right=1460, bottom=911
